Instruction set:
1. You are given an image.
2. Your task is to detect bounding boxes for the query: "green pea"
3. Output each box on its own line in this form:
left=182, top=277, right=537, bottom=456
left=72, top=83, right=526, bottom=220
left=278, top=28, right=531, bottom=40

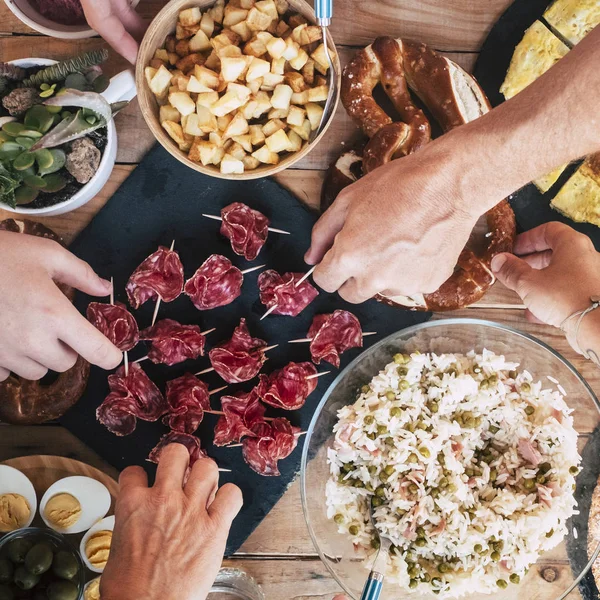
left=385, top=391, right=396, bottom=402
left=334, top=514, right=344, bottom=524
left=377, top=425, right=388, bottom=436
left=419, top=446, right=430, bottom=458
left=397, top=366, right=408, bottom=376
left=508, top=370, right=518, bottom=379
left=361, top=385, right=370, bottom=394
left=385, top=437, right=395, bottom=446
left=569, top=466, right=579, bottom=475
left=509, top=574, right=520, bottom=584
left=365, top=483, right=374, bottom=492
left=490, top=469, right=498, bottom=482
left=393, top=353, right=407, bottom=364
left=431, top=488, right=440, bottom=499
left=342, top=463, right=353, bottom=473
left=489, top=425, right=500, bottom=434
left=437, top=453, right=445, bottom=465
left=416, top=526, right=425, bottom=537
left=368, top=465, right=378, bottom=475
left=439, top=477, right=449, bottom=488
left=438, top=564, right=450, bottom=574
left=379, top=471, right=390, bottom=482
left=525, top=405, right=535, bottom=415
left=371, top=497, right=383, bottom=507
left=415, top=537, right=426, bottom=547
left=417, top=421, right=427, bottom=431
left=409, top=483, right=418, bottom=494
left=491, top=551, right=501, bottom=562
left=523, top=478, right=536, bottom=491
left=353, top=479, right=365, bottom=488
left=465, top=468, right=474, bottom=477
left=338, top=473, right=347, bottom=484
left=405, top=422, right=416, bottom=433
left=409, top=579, right=418, bottom=589
left=375, top=486, right=386, bottom=498
left=447, top=484, right=457, bottom=493
left=399, top=379, right=410, bottom=390
left=390, top=407, right=402, bottom=418
left=367, top=432, right=377, bottom=440
left=496, top=580, right=508, bottom=589
left=536, top=473, right=546, bottom=484
left=384, top=465, right=394, bottom=476
left=408, top=565, right=419, bottom=578
left=421, top=572, right=431, bottom=583
left=480, top=380, right=489, bottom=390
left=371, top=538, right=380, bottom=549
left=521, top=382, right=531, bottom=393
left=349, top=525, right=359, bottom=535
left=473, top=544, right=483, bottom=554
left=407, top=452, right=417, bottom=464
left=429, top=402, right=439, bottom=413
left=364, top=415, right=374, bottom=425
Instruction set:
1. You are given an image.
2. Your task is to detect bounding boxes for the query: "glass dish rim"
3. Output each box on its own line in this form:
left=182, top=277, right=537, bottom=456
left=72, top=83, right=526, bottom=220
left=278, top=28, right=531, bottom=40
left=299, top=317, right=600, bottom=600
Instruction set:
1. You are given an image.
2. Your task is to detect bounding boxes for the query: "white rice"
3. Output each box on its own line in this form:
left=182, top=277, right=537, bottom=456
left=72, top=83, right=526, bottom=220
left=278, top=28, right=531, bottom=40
left=325, top=350, right=580, bottom=598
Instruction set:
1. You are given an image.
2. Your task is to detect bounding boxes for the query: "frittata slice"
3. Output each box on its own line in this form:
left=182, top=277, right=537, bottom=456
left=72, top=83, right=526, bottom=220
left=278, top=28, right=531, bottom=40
left=534, top=163, right=569, bottom=193
left=544, top=0, right=600, bottom=45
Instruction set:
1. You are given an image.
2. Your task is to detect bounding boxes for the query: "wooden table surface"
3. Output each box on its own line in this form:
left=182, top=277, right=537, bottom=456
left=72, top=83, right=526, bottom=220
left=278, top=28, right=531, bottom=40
left=1, top=2, right=599, bottom=598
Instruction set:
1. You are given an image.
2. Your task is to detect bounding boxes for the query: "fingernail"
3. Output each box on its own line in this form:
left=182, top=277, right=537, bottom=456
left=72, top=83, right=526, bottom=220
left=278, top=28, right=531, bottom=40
left=491, top=254, right=507, bottom=273
left=100, top=278, right=112, bottom=292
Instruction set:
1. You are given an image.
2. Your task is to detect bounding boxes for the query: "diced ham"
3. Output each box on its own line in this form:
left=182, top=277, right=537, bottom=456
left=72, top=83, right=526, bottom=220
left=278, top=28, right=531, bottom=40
left=518, top=438, right=543, bottom=466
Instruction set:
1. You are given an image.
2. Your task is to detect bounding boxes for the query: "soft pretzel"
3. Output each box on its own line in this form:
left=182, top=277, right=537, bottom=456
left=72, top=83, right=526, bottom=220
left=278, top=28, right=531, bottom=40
left=323, top=36, right=516, bottom=311
left=0, top=219, right=90, bottom=424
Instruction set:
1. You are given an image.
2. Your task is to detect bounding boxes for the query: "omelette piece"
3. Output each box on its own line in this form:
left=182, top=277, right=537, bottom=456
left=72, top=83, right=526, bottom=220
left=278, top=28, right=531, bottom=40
left=500, top=20, right=570, bottom=99
left=544, top=0, right=600, bottom=45
left=534, top=163, right=569, bottom=193
left=551, top=153, right=600, bottom=226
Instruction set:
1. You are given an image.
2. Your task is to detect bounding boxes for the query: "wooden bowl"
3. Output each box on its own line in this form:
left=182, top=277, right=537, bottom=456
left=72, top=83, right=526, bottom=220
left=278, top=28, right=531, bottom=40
left=135, top=0, right=341, bottom=180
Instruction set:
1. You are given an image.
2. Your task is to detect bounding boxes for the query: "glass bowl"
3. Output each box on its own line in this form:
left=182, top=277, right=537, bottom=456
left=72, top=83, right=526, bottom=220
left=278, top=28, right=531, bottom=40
left=0, top=527, right=86, bottom=599
left=301, top=318, right=600, bottom=600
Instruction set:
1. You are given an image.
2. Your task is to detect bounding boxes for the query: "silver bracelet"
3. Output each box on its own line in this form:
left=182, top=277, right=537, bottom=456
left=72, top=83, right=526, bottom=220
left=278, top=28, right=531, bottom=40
left=560, top=295, right=600, bottom=364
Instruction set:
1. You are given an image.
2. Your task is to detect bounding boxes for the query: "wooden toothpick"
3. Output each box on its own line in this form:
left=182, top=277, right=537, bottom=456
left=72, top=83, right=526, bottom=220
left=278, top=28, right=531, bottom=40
left=202, top=213, right=290, bottom=235
left=295, top=266, right=315, bottom=287
left=124, top=350, right=129, bottom=377
left=260, top=304, right=278, bottom=321
left=306, top=371, right=330, bottom=380
left=109, top=276, right=114, bottom=305
left=209, top=385, right=228, bottom=396
left=241, top=265, right=265, bottom=275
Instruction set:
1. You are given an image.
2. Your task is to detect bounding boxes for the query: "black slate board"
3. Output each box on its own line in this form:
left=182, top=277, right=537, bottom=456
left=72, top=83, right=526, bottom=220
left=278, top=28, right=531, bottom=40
left=473, top=0, right=600, bottom=250
left=60, top=143, right=430, bottom=554
left=476, top=3, right=600, bottom=595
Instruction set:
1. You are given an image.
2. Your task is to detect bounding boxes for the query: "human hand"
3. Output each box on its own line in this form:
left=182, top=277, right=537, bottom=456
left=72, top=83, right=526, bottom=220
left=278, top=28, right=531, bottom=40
left=305, top=144, right=482, bottom=303
left=0, top=230, right=122, bottom=382
left=491, top=222, right=600, bottom=354
left=80, top=0, right=147, bottom=64
left=101, top=444, right=243, bottom=600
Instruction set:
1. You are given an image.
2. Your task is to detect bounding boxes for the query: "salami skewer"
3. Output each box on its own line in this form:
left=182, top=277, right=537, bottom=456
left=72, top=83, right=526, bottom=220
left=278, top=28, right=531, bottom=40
left=259, top=269, right=319, bottom=320
left=202, top=213, right=290, bottom=235
left=225, top=431, right=307, bottom=448
left=151, top=240, right=175, bottom=326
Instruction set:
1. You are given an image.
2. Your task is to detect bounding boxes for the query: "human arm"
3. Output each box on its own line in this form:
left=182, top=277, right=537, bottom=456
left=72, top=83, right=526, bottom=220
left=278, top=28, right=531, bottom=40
left=100, top=444, right=243, bottom=600
left=306, top=27, right=600, bottom=303
left=491, top=221, right=600, bottom=360
left=0, top=231, right=122, bottom=381
left=80, top=0, right=147, bottom=64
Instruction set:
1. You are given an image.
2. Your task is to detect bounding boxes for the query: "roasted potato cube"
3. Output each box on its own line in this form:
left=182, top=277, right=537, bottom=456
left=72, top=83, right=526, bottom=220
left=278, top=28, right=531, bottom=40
left=159, top=104, right=181, bottom=124
left=176, top=23, right=200, bottom=40
left=223, top=4, right=248, bottom=27
left=218, top=45, right=243, bottom=58
left=149, top=58, right=167, bottom=70
left=242, top=154, right=261, bottom=170
left=176, top=75, right=191, bottom=91
left=262, top=118, right=286, bottom=137
left=305, top=102, right=324, bottom=130
left=268, top=107, right=289, bottom=119
left=209, top=131, right=223, bottom=146
left=311, top=43, right=330, bottom=73
left=200, top=13, right=215, bottom=37
left=149, top=65, right=173, bottom=97
left=253, top=90, right=272, bottom=117
left=271, top=57, right=285, bottom=75
left=286, top=104, right=305, bottom=127
left=231, top=20, right=252, bottom=41
left=252, top=144, right=279, bottom=164
left=221, top=153, right=245, bottom=174
left=212, top=92, right=245, bottom=117
left=287, top=128, right=303, bottom=151
left=220, top=56, right=248, bottom=81
left=240, top=0, right=255, bottom=8
left=176, top=53, right=204, bottom=72
left=228, top=141, right=247, bottom=160
left=314, top=73, right=327, bottom=86
left=194, top=65, right=221, bottom=89
left=246, top=57, right=270, bottom=81
left=169, top=91, right=196, bottom=116
left=249, top=124, right=266, bottom=146
left=265, top=128, right=291, bottom=152
left=233, top=134, right=253, bottom=152
left=255, top=0, right=278, bottom=19
left=301, top=59, right=315, bottom=85
left=175, top=39, right=190, bottom=56
left=290, top=118, right=310, bottom=140
left=162, top=120, right=187, bottom=146
left=165, top=35, right=177, bottom=53
left=291, top=24, right=309, bottom=46
left=271, top=84, right=293, bottom=110
left=144, top=66, right=157, bottom=87
left=168, top=52, right=179, bottom=65
left=217, top=114, right=234, bottom=131
left=255, top=31, right=274, bottom=44
left=184, top=113, right=206, bottom=137
left=287, top=13, right=308, bottom=28
left=196, top=106, right=219, bottom=133
left=223, top=139, right=234, bottom=151
left=208, top=0, right=225, bottom=24
left=241, top=99, right=259, bottom=120
left=243, top=36, right=267, bottom=57
left=227, top=82, right=252, bottom=101
left=284, top=71, right=305, bottom=92
left=261, top=71, right=284, bottom=90
left=154, top=48, right=170, bottom=62
left=308, top=84, right=328, bottom=102
left=289, top=47, right=308, bottom=70
left=187, top=75, right=212, bottom=93
left=189, top=29, right=211, bottom=52
left=305, top=25, right=322, bottom=44
left=247, top=78, right=262, bottom=94
left=189, top=139, right=215, bottom=165
left=212, top=30, right=241, bottom=51
left=246, top=7, right=273, bottom=31
left=266, top=37, right=286, bottom=59
left=274, top=0, right=289, bottom=13
left=223, top=112, right=249, bottom=138
left=204, top=50, right=221, bottom=71
left=276, top=19, right=291, bottom=37
left=179, top=7, right=202, bottom=27
left=196, top=91, right=219, bottom=108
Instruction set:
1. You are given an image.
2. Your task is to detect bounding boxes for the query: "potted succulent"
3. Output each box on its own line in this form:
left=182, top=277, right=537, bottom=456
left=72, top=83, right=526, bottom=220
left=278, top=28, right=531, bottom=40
left=0, top=51, right=136, bottom=216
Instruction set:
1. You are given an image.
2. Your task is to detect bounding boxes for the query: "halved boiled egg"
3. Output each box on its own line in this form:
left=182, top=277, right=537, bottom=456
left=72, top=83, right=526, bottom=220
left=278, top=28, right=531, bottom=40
left=0, top=465, right=37, bottom=532
left=80, top=516, right=115, bottom=574
left=40, top=476, right=111, bottom=534
left=84, top=577, right=101, bottom=600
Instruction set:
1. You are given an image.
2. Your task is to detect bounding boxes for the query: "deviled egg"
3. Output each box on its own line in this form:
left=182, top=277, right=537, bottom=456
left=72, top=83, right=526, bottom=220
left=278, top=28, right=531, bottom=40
left=40, top=476, right=111, bottom=534
left=0, top=465, right=37, bottom=532
left=80, top=516, right=115, bottom=574
left=84, top=577, right=101, bottom=600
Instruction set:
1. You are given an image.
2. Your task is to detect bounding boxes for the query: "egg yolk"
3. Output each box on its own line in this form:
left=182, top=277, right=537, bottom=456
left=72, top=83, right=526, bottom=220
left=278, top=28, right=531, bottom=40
left=85, top=578, right=101, bottom=600
left=44, top=493, right=82, bottom=528
left=86, top=530, right=112, bottom=569
left=0, top=493, right=30, bottom=532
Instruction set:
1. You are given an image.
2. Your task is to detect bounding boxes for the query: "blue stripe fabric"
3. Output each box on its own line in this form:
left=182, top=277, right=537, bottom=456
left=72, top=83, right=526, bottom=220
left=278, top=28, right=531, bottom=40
left=360, top=576, right=383, bottom=600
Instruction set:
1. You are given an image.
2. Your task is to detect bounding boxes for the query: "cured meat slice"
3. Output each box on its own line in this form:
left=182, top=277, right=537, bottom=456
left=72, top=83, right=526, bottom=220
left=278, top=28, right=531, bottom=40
left=126, top=246, right=184, bottom=309
left=184, top=254, right=243, bottom=310
left=213, top=390, right=266, bottom=446
left=163, top=373, right=211, bottom=434
left=258, top=270, right=318, bottom=317
left=308, top=310, right=363, bottom=367
left=86, top=301, right=139, bottom=352
left=96, top=363, right=167, bottom=436
left=242, top=418, right=300, bottom=476
left=147, top=431, right=207, bottom=468
left=209, top=318, right=268, bottom=383
left=220, top=202, right=269, bottom=260
left=140, top=319, right=206, bottom=366
left=256, top=361, right=318, bottom=410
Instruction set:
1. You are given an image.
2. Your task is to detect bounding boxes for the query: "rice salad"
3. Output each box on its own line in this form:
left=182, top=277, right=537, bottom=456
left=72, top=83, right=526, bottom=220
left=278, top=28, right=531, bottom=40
left=325, top=350, right=580, bottom=598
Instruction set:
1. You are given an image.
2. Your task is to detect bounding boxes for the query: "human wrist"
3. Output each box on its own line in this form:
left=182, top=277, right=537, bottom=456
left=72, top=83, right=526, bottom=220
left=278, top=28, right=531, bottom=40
left=563, top=301, right=600, bottom=359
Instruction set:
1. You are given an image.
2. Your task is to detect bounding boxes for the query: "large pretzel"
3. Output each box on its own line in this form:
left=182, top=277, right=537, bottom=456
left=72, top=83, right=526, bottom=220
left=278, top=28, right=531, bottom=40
left=323, top=37, right=515, bottom=311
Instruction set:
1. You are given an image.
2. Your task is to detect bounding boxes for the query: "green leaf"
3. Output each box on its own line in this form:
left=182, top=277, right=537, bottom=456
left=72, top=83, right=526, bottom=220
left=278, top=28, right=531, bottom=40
left=42, top=173, right=67, bottom=193
left=15, top=137, right=35, bottom=150
left=2, top=122, right=25, bottom=137
left=0, top=163, right=22, bottom=208
left=22, top=172, right=47, bottom=189
left=34, top=148, right=54, bottom=171
left=15, top=184, right=39, bottom=205
left=0, top=142, right=24, bottom=161
left=39, top=149, right=66, bottom=176
left=13, top=152, right=35, bottom=171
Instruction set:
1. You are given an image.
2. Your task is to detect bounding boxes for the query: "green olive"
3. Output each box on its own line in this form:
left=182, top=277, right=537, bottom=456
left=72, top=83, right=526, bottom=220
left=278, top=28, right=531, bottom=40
left=0, top=560, right=13, bottom=585
left=390, top=407, right=402, bottom=418
left=47, top=580, right=79, bottom=600
left=525, top=405, right=535, bottom=415
left=349, top=525, right=359, bottom=535
left=334, top=514, right=344, bottom=524
left=6, top=539, right=33, bottom=564
left=25, top=543, right=53, bottom=576
left=509, top=573, right=521, bottom=584
left=0, top=585, right=13, bottom=600
left=14, top=566, right=40, bottom=590
left=496, top=579, right=508, bottom=589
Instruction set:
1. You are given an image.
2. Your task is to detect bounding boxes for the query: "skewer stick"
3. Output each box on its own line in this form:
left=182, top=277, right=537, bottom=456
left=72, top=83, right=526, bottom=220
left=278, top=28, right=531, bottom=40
left=202, top=213, right=290, bottom=235
left=306, top=371, right=330, bottom=380
left=225, top=431, right=307, bottom=448
left=218, top=468, right=232, bottom=472
left=288, top=332, right=378, bottom=344
left=260, top=304, right=278, bottom=321
left=109, top=276, right=114, bottom=305
left=151, top=240, right=175, bottom=327
left=134, top=329, right=216, bottom=365
left=241, top=265, right=265, bottom=275
left=209, top=385, right=228, bottom=396
left=124, top=351, right=129, bottom=377
left=295, top=266, right=316, bottom=287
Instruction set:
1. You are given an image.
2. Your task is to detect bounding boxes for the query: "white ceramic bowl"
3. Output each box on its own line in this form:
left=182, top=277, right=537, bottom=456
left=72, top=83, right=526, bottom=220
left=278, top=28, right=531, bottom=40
left=3, top=59, right=136, bottom=216
left=3, top=0, right=140, bottom=39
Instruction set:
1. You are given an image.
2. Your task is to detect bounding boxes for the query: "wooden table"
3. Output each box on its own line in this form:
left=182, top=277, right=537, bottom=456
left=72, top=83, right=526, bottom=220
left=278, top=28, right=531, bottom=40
left=1, top=2, right=599, bottom=598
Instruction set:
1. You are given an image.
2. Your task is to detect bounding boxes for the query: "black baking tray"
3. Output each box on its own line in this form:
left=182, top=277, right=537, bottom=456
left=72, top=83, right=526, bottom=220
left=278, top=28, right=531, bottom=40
left=60, top=143, right=430, bottom=554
